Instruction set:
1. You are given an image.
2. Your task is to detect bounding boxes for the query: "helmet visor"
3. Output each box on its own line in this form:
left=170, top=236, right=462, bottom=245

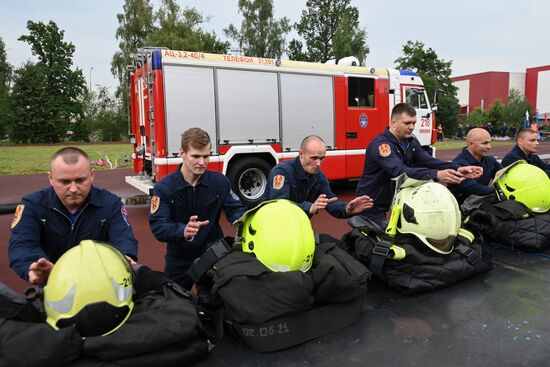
left=56, top=303, right=131, bottom=336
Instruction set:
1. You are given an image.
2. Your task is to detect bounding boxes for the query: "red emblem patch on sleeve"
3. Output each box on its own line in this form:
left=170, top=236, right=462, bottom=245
left=378, top=143, right=391, bottom=157
left=150, top=195, right=160, bottom=214
left=11, top=204, right=25, bottom=229
left=273, top=174, right=285, bottom=190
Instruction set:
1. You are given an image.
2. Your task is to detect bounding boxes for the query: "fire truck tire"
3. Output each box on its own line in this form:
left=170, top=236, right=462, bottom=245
left=227, top=157, right=272, bottom=208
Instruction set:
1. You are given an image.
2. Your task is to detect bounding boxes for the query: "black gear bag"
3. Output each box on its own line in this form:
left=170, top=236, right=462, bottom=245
left=189, top=236, right=370, bottom=352
left=0, top=266, right=211, bottom=367
left=341, top=216, right=493, bottom=295
left=462, top=194, right=550, bottom=252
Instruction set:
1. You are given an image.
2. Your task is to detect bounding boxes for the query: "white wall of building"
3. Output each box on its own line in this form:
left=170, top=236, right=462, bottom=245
left=508, top=72, right=525, bottom=96
left=536, top=70, right=550, bottom=114
left=454, top=79, right=470, bottom=107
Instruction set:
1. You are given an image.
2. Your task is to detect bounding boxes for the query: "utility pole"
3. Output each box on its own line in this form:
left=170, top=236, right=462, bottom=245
left=89, top=67, right=93, bottom=93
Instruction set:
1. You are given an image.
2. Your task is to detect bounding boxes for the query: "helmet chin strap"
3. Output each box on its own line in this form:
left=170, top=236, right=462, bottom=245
left=385, top=204, right=401, bottom=239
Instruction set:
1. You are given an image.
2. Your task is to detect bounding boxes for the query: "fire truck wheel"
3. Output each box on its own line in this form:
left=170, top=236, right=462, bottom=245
left=227, top=157, right=272, bottom=208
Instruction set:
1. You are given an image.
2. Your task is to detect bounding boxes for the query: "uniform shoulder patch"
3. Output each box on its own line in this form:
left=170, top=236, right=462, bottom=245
left=121, top=205, right=130, bottom=226
left=378, top=143, right=392, bottom=158
left=273, top=174, right=285, bottom=190
left=11, top=204, right=25, bottom=229
left=150, top=195, right=160, bottom=214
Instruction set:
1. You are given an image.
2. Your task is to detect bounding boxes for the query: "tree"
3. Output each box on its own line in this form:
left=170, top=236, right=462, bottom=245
left=395, top=41, right=454, bottom=84
left=224, top=0, right=291, bottom=58
left=111, top=0, right=154, bottom=113
left=147, top=0, right=229, bottom=53
left=486, top=99, right=505, bottom=128
left=463, top=107, right=486, bottom=128
left=394, top=41, right=459, bottom=135
left=289, top=0, right=369, bottom=63
left=11, top=21, right=86, bottom=143
left=8, top=62, right=53, bottom=143
left=331, top=12, right=368, bottom=63
left=82, top=86, right=128, bottom=142
left=0, top=37, right=12, bottom=139
left=112, top=0, right=228, bottom=132
left=506, top=88, right=531, bottom=128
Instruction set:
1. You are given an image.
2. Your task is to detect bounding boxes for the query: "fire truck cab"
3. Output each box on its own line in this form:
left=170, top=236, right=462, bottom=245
left=126, top=48, right=436, bottom=206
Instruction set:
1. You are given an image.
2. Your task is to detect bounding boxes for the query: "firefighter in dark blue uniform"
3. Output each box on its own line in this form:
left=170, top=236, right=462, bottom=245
left=265, top=135, right=373, bottom=218
left=502, top=128, right=550, bottom=177
left=448, top=128, right=502, bottom=204
left=8, top=147, right=138, bottom=285
left=149, top=128, right=246, bottom=288
left=356, top=103, right=482, bottom=225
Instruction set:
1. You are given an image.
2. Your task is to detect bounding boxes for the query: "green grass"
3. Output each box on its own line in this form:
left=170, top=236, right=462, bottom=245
left=433, top=139, right=515, bottom=150
left=0, top=143, right=133, bottom=176
left=0, top=139, right=518, bottom=176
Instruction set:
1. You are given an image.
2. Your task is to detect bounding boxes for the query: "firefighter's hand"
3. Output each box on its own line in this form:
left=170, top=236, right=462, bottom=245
left=436, top=169, right=464, bottom=184
left=345, top=195, right=374, bottom=216
left=184, top=215, right=210, bottom=241
left=28, top=258, right=54, bottom=285
left=310, top=194, right=338, bottom=215
left=458, top=166, right=483, bottom=179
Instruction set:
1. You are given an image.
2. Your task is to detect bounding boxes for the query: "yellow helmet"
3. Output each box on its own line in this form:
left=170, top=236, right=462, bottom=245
left=235, top=199, right=315, bottom=272
left=493, top=160, right=550, bottom=213
left=393, top=182, right=461, bottom=254
left=44, top=240, right=134, bottom=337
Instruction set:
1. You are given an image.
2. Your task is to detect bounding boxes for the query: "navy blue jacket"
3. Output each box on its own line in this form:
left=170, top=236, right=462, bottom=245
left=265, top=156, right=348, bottom=218
left=356, top=128, right=458, bottom=211
left=502, top=144, right=550, bottom=177
left=149, top=167, right=246, bottom=278
left=448, top=147, right=502, bottom=204
left=8, top=186, right=138, bottom=281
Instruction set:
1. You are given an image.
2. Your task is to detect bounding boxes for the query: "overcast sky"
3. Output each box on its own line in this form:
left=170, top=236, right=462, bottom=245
left=1, top=0, right=548, bottom=91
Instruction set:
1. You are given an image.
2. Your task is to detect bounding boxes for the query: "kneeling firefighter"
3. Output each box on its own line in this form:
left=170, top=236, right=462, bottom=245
left=343, top=175, right=493, bottom=295
left=462, top=160, right=550, bottom=251
left=186, top=199, right=370, bottom=352
left=0, top=240, right=210, bottom=366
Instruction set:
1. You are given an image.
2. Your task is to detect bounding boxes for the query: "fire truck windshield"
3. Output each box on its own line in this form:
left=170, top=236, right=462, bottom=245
left=405, top=88, right=429, bottom=109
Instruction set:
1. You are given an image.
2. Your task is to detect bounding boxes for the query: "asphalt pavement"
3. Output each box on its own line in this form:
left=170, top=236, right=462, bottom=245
left=1, top=141, right=550, bottom=366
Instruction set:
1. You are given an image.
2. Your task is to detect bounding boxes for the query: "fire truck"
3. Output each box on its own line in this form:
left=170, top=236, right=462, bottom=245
left=126, top=48, right=437, bottom=206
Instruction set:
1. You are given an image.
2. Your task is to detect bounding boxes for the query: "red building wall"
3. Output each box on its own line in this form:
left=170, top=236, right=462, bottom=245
left=525, top=65, right=550, bottom=114
left=452, top=72, right=510, bottom=111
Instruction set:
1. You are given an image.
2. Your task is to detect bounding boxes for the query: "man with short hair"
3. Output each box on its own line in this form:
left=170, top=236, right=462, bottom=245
left=8, top=147, right=138, bottom=285
left=356, top=103, right=482, bottom=225
left=265, top=135, right=373, bottom=218
left=502, top=128, right=550, bottom=177
left=149, top=127, right=246, bottom=288
left=448, top=128, right=502, bottom=204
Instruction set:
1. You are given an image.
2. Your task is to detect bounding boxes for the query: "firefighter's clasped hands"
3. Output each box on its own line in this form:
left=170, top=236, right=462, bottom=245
left=437, top=166, right=483, bottom=185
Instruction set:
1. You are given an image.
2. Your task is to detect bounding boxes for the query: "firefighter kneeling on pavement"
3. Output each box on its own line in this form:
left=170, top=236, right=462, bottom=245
left=343, top=175, right=493, bottom=295
left=187, top=199, right=370, bottom=352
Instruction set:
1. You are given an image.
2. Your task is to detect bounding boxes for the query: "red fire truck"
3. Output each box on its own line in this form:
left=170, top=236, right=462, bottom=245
left=126, top=48, right=437, bottom=206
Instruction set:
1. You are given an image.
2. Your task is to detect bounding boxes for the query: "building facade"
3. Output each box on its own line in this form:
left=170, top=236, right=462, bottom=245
left=452, top=65, right=550, bottom=121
